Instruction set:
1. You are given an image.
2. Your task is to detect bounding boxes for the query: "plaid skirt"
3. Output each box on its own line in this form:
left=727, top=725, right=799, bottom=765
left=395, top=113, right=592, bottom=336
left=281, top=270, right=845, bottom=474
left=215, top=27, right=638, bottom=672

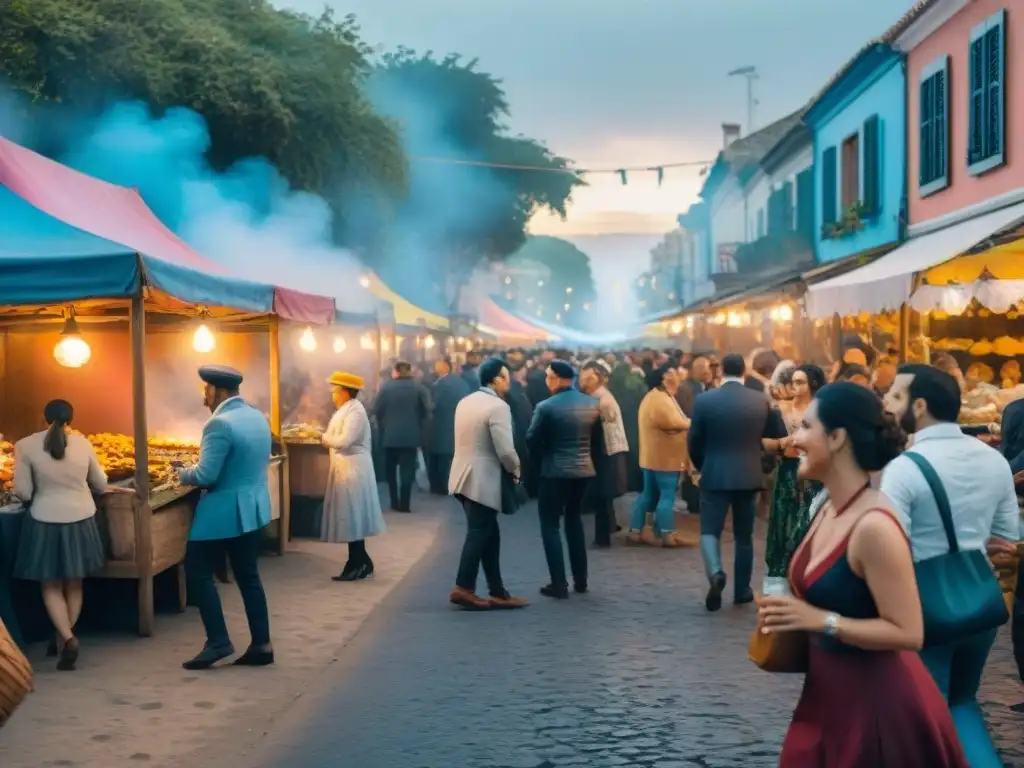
left=14, top=513, right=106, bottom=581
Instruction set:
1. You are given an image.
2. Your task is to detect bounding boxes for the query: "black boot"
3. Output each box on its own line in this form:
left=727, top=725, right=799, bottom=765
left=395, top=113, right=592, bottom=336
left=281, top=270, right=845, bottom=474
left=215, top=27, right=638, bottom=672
left=332, top=559, right=359, bottom=582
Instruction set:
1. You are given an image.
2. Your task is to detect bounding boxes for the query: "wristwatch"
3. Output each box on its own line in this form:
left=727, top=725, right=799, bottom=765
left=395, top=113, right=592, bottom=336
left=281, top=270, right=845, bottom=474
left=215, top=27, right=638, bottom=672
left=823, top=613, right=840, bottom=637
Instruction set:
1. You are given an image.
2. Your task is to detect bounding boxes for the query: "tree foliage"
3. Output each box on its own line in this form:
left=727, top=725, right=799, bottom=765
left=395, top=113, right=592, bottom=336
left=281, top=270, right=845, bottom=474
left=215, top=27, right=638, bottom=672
left=504, top=235, right=597, bottom=330
left=0, top=0, right=406, bottom=209
left=367, top=50, right=584, bottom=310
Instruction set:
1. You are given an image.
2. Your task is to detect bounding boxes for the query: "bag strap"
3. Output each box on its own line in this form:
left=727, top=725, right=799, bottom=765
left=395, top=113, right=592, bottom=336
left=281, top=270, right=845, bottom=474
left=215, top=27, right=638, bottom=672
left=903, top=451, right=959, bottom=554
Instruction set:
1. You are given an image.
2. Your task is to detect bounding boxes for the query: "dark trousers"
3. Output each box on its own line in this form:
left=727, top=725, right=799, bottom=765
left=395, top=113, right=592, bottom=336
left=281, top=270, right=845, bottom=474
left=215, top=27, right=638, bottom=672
left=920, top=628, right=1001, bottom=767
left=426, top=452, right=453, bottom=495
left=590, top=494, right=616, bottom=547
left=186, top=529, right=270, bottom=649
left=537, top=477, right=589, bottom=588
left=455, top=499, right=505, bottom=596
left=698, top=488, right=757, bottom=598
left=384, top=447, right=418, bottom=510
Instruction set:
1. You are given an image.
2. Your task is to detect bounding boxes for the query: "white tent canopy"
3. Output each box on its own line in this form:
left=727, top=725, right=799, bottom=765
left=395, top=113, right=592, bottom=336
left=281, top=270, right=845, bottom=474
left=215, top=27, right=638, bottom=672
left=805, top=201, right=1024, bottom=319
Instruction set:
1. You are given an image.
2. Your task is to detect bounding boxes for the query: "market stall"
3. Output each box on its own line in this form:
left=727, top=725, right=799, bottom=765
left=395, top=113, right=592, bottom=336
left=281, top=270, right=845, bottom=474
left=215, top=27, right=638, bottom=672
left=0, top=138, right=336, bottom=635
left=361, top=271, right=450, bottom=362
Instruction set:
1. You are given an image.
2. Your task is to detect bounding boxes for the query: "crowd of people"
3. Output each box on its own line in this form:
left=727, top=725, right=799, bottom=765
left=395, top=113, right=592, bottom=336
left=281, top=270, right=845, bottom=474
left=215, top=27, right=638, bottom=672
left=7, top=336, right=1024, bottom=765
left=364, top=342, right=1023, bottom=766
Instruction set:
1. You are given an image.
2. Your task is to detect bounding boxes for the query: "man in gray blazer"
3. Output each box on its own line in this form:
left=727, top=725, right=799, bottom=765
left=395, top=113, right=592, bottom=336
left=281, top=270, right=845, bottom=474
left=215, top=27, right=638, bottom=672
left=448, top=357, right=527, bottom=611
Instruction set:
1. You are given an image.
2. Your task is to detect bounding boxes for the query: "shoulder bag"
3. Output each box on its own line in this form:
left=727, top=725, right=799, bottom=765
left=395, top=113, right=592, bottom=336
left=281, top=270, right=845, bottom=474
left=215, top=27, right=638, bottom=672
left=903, top=452, right=1009, bottom=646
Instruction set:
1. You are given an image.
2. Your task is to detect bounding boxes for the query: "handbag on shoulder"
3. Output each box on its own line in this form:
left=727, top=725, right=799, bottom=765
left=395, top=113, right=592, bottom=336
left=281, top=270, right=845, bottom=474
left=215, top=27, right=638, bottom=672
left=904, top=452, right=1009, bottom=646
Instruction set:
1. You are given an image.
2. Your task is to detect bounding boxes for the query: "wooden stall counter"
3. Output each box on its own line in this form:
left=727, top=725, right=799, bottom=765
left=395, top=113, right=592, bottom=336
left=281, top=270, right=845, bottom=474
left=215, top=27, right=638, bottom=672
left=94, top=452, right=289, bottom=637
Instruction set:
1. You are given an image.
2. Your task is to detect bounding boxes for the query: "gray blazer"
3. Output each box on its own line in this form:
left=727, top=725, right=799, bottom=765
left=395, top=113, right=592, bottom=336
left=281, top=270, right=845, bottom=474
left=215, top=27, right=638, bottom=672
left=449, top=389, right=520, bottom=511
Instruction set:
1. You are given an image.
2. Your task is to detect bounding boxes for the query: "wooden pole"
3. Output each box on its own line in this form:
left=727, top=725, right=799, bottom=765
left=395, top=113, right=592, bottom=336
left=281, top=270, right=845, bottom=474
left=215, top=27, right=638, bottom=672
left=898, top=303, right=910, bottom=363
left=129, top=294, right=154, bottom=637
left=268, top=316, right=281, bottom=439
left=268, top=316, right=289, bottom=556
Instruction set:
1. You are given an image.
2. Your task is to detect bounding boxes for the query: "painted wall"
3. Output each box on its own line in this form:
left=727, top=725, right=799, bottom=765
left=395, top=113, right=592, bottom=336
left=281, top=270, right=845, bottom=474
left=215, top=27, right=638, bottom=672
left=709, top=175, right=746, bottom=273
left=814, top=57, right=905, bottom=264
left=907, top=0, right=1024, bottom=227
left=745, top=169, right=772, bottom=241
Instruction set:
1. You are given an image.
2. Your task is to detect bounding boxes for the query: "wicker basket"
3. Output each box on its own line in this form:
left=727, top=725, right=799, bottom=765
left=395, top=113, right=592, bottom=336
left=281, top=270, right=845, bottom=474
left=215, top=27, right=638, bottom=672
left=0, top=617, right=32, bottom=728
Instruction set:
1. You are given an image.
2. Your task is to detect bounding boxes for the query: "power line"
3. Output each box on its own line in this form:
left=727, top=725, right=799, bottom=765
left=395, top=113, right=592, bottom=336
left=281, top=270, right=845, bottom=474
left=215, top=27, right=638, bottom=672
left=409, top=155, right=714, bottom=184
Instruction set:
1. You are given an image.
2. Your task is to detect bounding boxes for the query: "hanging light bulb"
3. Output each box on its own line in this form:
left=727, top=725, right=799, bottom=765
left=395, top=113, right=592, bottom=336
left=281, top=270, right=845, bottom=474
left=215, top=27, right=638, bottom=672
left=778, top=304, right=794, bottom=322
left=424, top=334, right=436, bottom=349
left=192, top=324, right=215, bottom=354
left=360, top=333, right=375, bottom=350
left=333, top=336, right=347, bottom=353
left=359, top=274, right=371, bottom=289
left=53, top=310, right=92, bottom=368
left=299, top=326, right=317, bottom=352
left=381, top=336, right=391, bottom=352
left=670, top=321, right=683, bottom=334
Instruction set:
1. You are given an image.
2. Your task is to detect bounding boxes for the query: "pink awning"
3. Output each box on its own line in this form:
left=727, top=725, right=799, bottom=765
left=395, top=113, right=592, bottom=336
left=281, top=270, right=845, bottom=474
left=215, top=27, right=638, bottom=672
left=273, top=287, right=336, bottom=325
left=0, top=136, right=221, bottom=272
left=0, top=136, right=337, bottom=323
left=477, top=298, right=555, bottom=340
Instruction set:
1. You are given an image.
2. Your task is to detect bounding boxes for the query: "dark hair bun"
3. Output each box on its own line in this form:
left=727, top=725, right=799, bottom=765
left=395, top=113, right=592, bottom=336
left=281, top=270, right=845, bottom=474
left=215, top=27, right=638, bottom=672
left=815, top=383, right=903, bottom=472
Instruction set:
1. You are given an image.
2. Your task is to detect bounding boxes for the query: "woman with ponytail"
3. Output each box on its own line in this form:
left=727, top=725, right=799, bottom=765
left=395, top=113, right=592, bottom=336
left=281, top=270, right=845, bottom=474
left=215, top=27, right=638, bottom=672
left=13, top=400, right=108, bottom=671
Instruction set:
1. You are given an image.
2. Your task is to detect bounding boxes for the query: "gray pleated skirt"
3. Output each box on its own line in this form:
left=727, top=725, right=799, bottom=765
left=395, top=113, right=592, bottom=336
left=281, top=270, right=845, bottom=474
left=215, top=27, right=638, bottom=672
left=14, top=514, right=106, bottom=581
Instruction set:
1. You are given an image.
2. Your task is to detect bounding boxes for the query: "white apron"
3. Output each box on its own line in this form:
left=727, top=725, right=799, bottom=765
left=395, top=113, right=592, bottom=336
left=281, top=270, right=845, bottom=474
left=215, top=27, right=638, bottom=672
left=320, top=400, right=387, bottom=543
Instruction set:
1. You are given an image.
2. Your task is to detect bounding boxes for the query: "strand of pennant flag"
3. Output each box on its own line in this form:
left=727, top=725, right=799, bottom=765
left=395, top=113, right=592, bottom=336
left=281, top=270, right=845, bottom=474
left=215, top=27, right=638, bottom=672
left=410, top=155, right=715, bottom=185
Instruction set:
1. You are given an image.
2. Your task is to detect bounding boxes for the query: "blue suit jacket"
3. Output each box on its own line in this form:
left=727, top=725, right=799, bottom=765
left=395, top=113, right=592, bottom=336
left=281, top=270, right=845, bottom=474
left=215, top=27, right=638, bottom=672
left=179, top=397, right=272, bottom=541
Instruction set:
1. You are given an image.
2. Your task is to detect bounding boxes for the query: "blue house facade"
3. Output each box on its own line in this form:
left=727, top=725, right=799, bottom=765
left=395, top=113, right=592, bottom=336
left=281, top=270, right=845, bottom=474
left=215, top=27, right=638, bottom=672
left=806, top=43, right=906, bottom=265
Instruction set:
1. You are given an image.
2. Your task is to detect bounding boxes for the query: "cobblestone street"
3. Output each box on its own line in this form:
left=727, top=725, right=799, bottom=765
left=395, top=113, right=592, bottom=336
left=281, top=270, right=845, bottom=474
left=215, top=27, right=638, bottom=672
left=248, top=498, right=1024, bottom=768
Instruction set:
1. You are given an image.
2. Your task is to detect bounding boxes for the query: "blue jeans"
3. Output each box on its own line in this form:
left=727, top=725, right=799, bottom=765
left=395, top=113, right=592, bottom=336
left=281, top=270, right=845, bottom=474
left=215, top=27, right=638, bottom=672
left=630, top=470, right=679, bottom=533
left=920, top=628, right=1001, bottom=768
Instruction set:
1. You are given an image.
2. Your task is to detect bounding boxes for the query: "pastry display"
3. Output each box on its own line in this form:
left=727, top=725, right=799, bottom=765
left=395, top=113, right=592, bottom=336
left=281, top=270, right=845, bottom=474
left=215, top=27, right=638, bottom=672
left=0, top=439, right=13, bottom=497
left=84, top=432, right=200, bottom=486
left=282, top=422, right=324, bottom=443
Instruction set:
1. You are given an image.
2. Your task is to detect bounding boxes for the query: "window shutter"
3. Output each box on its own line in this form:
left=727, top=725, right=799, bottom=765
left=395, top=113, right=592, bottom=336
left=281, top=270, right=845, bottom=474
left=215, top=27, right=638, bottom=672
left=796, top=168, right=814, bottom=238
left=757, top=208, right=765, bottom=239
left=920, top=76, right=934, bottom=184
left=968, top=34, right=985, bottom=164
left=933, top=63, right=947, bottom=184
left=984, top=11, right=1005, bottom=161
left=822, top=146, right=837, bottom=226
left=862, top=115, right=880, bottom=216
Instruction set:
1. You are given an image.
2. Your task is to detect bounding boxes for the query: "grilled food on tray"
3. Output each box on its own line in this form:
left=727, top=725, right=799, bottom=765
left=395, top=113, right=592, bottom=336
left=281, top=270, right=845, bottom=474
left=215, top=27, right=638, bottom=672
left=282, top=422, right=324, bottom=442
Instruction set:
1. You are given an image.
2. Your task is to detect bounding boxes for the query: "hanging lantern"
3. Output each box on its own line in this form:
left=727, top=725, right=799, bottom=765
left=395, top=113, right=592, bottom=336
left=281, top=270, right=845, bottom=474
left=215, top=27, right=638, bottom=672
left=333, top=336, right=347, bottom=353
left=299, top=326, right=317, bottom=352
left=53, top=309, right=91, bottom=369
left=192, top=324, right=215, bottom=354
left=778, top=304, right=794, bottom=322
left=424, top=334, right=436, bottom=349
left=360, top=333, right=375, bottom=350
left=670, top=321, right=683, bottom=334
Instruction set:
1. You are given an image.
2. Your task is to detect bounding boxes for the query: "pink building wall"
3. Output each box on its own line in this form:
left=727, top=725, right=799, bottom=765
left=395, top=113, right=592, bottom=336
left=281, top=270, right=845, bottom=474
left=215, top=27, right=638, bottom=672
left=907, top=0, right=1024, bottom=225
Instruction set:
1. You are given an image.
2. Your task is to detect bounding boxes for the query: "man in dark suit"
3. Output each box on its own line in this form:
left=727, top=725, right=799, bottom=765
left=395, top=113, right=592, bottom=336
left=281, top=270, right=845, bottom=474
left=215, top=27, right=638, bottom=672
left=461, top=350, right=482, bottom=391
left=426, top=358, right=471, bottom=494
left=504, top=349, right=536, bottom=497
left=688, top=353, right=775, bottom=612
left=526, top=360, right=601, bottom=599
left=373, top=361, right=431, bottom=512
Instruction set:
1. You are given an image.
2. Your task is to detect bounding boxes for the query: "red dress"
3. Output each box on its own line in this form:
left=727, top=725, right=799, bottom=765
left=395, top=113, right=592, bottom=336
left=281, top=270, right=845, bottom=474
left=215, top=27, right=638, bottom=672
left=779, top=511, right=967, bottom=767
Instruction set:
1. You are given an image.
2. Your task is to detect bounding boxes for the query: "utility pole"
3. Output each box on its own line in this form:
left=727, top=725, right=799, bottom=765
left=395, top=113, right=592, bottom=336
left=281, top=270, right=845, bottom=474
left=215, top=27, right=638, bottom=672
left=728, top=66, right=759, bottom=134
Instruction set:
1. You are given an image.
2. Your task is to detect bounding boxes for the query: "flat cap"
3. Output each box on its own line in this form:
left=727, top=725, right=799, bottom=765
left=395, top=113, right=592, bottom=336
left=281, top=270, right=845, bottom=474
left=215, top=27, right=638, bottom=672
left=327, top=371, right=365, bottom=390
left=198, top=364, right=243, bottom=389
left=548, top=360, right=576, bottom=380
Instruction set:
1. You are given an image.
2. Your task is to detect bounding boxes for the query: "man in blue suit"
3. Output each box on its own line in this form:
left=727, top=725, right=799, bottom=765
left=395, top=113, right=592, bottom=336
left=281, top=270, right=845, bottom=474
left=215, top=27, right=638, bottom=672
left=178, top=365, right=274, bottom=670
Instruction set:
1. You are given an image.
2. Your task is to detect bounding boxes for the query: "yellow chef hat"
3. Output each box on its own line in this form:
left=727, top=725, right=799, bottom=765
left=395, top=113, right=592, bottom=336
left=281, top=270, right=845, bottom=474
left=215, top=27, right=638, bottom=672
left=327, top=371, right=365, bottom=390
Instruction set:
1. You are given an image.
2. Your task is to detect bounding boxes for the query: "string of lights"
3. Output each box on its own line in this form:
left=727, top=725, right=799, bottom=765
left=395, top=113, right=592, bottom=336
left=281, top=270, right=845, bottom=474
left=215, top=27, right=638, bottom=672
left=410, top=155, right=715, bottom=185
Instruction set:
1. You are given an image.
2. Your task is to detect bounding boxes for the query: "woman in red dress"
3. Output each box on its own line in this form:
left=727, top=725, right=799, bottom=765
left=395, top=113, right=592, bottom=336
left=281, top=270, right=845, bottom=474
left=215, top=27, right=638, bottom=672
left=757, top=383, right=967, bottom=767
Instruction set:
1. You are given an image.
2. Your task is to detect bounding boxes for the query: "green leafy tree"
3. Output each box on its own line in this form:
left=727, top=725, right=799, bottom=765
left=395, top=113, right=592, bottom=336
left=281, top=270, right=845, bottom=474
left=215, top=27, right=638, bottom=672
left=0, top=0, right=406, bottom=222
left=366, top=50, right=584, bottom=311
left=503, top=235, right=598, bottom=330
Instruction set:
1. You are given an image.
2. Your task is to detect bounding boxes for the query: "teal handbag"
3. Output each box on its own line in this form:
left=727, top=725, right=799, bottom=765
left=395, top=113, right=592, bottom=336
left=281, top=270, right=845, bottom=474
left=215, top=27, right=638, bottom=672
left=904, top=452, right=1009, bottom=647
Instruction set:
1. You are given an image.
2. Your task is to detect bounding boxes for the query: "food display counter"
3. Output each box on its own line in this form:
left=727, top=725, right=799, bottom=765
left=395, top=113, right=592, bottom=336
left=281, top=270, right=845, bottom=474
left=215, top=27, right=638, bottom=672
left=281, top=423, right=327, bottom=538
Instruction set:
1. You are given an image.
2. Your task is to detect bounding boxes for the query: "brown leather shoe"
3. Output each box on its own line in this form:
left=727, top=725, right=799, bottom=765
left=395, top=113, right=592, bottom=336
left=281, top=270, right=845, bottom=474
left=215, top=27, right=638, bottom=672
left=449, top=587, right=490, bottom=611
left=488, top=594, right=528, bottom=609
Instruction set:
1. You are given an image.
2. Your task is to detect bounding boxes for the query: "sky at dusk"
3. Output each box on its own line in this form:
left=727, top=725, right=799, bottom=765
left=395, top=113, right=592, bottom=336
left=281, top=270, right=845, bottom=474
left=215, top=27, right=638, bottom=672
left=283, top=0, right=915, bottom=238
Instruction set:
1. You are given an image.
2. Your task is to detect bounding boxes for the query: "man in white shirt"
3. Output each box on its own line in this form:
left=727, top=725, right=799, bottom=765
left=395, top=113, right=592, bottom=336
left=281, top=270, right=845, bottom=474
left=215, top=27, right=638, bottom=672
left=881, top=363, right=1019, bottom=767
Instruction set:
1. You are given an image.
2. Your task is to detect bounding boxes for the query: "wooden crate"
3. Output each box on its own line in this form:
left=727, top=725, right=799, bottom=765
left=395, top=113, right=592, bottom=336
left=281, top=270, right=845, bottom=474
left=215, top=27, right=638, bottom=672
left=285, top=442, right=329, bottom=498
